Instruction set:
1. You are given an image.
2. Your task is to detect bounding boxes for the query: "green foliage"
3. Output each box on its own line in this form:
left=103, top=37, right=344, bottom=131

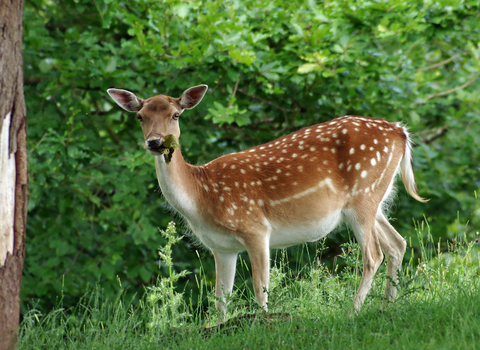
left=23, top=0, right=480, bottom=313
left=145, top=222, right=191, bottom=329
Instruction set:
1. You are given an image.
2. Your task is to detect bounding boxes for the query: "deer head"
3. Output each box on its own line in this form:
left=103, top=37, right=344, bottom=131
left=107, top=85, right=208, bottom=155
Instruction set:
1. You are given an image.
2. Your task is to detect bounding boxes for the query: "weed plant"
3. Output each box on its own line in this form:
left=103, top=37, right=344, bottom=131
left=18, top=221, right=480, bottom=349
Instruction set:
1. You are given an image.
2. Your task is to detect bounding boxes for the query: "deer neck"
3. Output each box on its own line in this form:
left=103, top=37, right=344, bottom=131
left=154, top=148, right=202, bottom=220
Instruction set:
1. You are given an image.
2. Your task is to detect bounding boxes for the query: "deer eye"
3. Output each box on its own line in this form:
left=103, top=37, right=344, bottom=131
left=137, top=114, right=143, bottom=122
left=172, top=112, right=180, bottom=120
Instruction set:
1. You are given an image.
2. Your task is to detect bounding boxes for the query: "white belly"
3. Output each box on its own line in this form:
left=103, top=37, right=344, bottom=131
left=189, top=210, right=343, bottom=253
left=189, top=219, right=245, bottom=253
left=269, top=209, right=343, bottom=249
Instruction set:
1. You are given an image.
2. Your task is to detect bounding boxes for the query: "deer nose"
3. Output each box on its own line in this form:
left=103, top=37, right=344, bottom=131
left=147, top=138, right=162, bottom=149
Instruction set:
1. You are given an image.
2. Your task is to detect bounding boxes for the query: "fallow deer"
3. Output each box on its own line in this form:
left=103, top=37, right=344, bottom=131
left=107, top=84, right=426, bottom=314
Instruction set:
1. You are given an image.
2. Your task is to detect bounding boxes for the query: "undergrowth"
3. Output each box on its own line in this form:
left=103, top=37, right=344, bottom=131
left=18, top=221, right=480, bottom=349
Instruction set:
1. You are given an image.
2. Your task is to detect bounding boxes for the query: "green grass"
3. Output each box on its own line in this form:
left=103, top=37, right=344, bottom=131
left=18, top=223, right=480, bottom=350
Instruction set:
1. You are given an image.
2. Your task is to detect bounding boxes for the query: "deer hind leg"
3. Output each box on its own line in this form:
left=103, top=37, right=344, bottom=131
left=375, top=212, right=407, bottom=302
left=346, top=210, right=384, bottom=312
left=212, top=250, right=238, bottom=316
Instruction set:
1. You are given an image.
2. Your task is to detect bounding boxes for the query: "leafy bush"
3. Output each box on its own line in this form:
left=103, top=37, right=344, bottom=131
left=23, top=0, right=480, bottom=312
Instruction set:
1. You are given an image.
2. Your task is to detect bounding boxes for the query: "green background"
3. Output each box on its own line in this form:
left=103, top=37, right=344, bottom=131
left=23, top=0, right=480, bottom=313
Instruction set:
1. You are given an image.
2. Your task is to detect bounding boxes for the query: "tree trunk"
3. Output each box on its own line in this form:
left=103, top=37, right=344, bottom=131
left=0, top=0, right=28, bottom=349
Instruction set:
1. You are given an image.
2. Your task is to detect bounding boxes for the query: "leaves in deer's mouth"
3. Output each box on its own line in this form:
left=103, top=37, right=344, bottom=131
left=159, top=134, right=180, bottom=164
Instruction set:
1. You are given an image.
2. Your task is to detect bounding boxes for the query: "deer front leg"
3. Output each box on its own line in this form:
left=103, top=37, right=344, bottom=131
left=212, top=250, right=238, bottom=316
left=246, top=239, right=270, bottom=311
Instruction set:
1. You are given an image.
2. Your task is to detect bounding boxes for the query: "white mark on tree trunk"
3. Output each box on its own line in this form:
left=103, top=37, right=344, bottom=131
left=0, top=112, right=15, bottom=267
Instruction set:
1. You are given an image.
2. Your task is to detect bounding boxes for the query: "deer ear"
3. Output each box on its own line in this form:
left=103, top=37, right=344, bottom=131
left=107, top=88, right=144, bottom=112
left=178, top=85, right=208, bottom=110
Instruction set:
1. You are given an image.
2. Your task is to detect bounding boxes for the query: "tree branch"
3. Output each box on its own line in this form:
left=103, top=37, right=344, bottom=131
left=413, top=126, right=449, bottom=144
left=228, top=76, right=240, bottom=107
left=411, top=72, right=479, bottom=106
left=415, top=54, right=461, bottom=72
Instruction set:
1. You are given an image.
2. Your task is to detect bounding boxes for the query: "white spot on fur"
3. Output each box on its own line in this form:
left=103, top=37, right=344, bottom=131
left=361, top=170, right=368, bottom=178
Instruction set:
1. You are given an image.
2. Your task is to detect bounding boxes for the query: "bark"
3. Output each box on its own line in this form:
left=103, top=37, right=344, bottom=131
left=0, top=0, right=28, bottom=349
